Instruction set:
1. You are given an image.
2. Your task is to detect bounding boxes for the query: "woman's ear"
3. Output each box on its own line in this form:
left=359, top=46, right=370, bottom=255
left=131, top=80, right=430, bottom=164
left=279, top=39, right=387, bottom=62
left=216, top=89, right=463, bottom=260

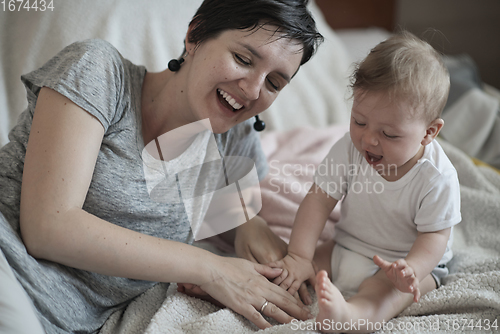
left=421, top=118, right=444, bottom=146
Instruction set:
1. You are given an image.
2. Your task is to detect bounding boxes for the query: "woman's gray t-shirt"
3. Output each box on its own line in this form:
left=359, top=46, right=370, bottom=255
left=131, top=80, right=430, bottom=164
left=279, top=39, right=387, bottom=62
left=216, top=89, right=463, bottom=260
left=0, top=39, right=268, bottom=333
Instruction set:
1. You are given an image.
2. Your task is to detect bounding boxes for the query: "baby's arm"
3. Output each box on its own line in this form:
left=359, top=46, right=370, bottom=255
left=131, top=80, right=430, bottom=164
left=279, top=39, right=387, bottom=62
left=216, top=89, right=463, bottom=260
left=374, top=228, right=451, bottom=302
left=270, top=183, right=338, bottom=296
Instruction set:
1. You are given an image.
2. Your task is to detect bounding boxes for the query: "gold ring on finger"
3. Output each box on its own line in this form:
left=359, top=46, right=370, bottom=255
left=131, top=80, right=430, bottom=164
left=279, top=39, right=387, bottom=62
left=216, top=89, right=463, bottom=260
left=259, top=300, right=269, bottom=314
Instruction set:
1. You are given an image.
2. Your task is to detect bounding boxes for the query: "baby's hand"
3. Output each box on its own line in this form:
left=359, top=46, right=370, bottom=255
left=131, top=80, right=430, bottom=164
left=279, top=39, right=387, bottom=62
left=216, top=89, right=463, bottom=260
left=268, top=253, right=316, bottom=297
left=373, top=255, right=421, bottom=302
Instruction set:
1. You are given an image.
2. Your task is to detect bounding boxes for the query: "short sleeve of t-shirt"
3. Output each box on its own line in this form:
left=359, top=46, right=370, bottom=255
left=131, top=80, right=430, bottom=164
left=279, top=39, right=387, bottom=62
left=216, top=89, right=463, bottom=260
left=415, top=168, right=461, bottom=232
left=21, top=39, right=126, bottom=132
left=314, top=132, right=352, bottom=200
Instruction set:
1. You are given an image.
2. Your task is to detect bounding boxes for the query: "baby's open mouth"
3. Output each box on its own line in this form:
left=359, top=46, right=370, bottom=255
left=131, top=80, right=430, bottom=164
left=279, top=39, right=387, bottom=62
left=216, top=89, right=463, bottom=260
left=218, top=89, right=243, bottom=112
left=366, top=151, right=383, bottom=164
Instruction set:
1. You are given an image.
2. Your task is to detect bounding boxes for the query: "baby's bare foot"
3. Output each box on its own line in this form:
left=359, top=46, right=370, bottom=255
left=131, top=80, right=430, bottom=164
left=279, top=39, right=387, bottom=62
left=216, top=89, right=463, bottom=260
left=315, top=270, right=350, bottom=333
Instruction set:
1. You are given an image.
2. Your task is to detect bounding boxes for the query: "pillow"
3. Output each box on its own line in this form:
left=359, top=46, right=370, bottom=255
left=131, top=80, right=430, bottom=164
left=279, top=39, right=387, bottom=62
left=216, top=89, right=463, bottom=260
left=440, top=54, right=500, bottom=168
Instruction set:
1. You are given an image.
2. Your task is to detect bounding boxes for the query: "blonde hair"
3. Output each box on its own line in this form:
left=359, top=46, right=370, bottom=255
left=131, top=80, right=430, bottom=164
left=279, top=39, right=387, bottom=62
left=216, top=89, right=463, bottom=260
left=351, top=31, right=450, bottom=123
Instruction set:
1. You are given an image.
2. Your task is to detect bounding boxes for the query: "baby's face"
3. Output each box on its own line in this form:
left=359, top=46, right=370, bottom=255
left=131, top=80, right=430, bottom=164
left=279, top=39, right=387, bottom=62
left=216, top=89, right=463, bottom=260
left=349, top=90, right=429, bottom=180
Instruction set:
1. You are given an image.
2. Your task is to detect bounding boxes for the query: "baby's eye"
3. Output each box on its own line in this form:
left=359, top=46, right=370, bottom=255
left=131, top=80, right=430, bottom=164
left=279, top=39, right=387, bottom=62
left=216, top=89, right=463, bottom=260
left=353, top=119, right=365, bottom=126
left=383, top=132, right=398, bottom=139
left=234, top=54, right=251, bottom=66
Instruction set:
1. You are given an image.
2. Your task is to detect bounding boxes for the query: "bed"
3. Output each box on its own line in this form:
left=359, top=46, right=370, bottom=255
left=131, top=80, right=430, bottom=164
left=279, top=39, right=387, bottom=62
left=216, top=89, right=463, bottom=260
left=1, top=1, right=499, bottom=333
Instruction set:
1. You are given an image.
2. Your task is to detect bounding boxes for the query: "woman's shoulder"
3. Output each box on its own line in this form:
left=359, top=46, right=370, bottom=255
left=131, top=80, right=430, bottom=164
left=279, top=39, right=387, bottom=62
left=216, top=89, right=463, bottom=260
left=21, top=38, right=127, bottom=87
left=50, top=38, right=126, bottom=77
left=20, top=38, right=141, bottom=132
left=62, top=38, right=121, bottom=58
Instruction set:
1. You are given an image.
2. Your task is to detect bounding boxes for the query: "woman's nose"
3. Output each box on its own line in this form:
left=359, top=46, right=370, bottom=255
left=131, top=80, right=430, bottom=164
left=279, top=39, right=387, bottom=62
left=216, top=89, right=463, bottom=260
left=239, top=73, right=265, bottom=101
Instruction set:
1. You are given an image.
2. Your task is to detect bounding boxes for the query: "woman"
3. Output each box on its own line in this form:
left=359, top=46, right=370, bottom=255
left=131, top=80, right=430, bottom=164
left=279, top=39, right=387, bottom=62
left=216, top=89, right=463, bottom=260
left=0, top=0, right=323, bottom=332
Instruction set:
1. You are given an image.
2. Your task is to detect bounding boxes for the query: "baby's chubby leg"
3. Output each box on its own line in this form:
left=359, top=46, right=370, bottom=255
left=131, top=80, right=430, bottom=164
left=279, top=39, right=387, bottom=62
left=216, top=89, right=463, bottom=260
left=314, top=269, right=436, bottom=333
left=312, top=239, right=336, bottom=277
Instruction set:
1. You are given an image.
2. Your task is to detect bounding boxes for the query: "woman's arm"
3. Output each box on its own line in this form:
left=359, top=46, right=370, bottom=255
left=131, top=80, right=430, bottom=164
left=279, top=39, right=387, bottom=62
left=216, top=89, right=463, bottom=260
left=19, top=88, right=311, bottom=329
left=234, top=214, right=288, bottom=263
left=20, top=87, right=211, bottom=282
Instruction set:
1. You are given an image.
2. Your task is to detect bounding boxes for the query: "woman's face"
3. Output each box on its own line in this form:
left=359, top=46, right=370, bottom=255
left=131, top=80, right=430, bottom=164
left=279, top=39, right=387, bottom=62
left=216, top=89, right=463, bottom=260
left=183, top=25, right=304, bottom=133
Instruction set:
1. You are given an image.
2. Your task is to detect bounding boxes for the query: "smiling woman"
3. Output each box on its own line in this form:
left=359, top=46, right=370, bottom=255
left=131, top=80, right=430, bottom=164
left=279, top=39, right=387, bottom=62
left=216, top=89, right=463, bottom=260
left=140, top=0, right=323, bottom=137
left=0, top=0, right=324, bottom=333
left=159, top=26, right=304, bottom=135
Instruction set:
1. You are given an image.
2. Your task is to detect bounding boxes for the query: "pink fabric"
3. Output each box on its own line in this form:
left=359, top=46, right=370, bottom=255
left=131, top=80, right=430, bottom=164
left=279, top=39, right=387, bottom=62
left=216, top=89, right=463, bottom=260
left=256, top=124, right=349, bottom=244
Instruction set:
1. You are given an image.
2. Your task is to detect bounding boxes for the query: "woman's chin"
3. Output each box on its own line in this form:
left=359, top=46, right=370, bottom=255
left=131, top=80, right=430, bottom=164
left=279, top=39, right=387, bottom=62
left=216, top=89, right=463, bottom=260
left=210, top=123, right=233, bottom=134
left=207, top=116, right=241, bottom=134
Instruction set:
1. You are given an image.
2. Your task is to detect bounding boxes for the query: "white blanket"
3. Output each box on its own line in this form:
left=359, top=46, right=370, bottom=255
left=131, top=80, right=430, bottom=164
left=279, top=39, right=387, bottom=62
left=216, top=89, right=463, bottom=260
left=101, top=127, right=500, bottom=334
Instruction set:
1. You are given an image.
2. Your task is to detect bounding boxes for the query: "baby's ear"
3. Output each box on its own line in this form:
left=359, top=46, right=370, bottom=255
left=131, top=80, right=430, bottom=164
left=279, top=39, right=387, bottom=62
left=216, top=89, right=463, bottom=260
left=421, top=118, right=444, bottom=146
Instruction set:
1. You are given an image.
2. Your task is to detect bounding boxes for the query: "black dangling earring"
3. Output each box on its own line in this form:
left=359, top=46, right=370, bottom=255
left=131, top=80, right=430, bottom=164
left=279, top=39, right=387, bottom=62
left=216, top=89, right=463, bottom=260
left=253, top=115, right=265, bottom=132
left=167, top=57, right=185, bottom=72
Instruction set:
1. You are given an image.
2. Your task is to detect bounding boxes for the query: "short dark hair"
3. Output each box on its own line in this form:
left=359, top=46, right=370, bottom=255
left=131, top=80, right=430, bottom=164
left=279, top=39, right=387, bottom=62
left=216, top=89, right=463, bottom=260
left=187, top=0, right=323, bottom=65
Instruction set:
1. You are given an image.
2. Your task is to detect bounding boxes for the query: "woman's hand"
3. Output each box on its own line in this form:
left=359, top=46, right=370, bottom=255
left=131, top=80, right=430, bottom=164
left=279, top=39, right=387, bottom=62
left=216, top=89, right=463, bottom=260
left=199, top=256, right=313, bottom=330
left=234, top=215, right=287, bottom=264
left=234, top=216, right=313, bottom=304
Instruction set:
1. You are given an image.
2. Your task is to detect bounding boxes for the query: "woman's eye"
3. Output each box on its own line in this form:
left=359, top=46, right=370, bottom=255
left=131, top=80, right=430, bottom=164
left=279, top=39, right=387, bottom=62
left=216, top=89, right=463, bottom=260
left=267, top=78, right=279, bottom=91
left=235, top=54, right=251, bottom=66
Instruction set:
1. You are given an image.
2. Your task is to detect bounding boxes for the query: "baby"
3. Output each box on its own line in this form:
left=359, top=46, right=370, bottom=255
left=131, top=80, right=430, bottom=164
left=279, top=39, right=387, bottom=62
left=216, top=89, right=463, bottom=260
left=271, top=31, right=461, bottom=332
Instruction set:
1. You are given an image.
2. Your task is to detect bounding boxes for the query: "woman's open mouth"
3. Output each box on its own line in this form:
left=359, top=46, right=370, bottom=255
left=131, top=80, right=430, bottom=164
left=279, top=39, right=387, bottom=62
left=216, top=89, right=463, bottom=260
left=217, top=89, right=243, bottom=112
